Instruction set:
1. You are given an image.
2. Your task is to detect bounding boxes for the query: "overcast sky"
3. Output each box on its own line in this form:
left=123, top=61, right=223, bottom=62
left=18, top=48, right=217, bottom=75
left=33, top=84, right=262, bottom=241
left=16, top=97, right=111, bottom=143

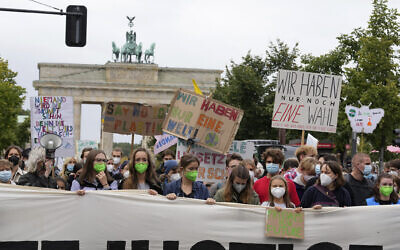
left=1, top=0, right=399, bottom=144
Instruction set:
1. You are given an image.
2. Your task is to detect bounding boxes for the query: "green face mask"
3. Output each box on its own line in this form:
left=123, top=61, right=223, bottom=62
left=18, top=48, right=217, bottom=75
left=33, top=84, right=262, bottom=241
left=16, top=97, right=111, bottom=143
left=94, top=163, right=106, bottom=173
left=135, top=162, right=148, bottom=174
left=185, top=170, right=198, bottom=182
left=380, top=186, right=393, bottom=197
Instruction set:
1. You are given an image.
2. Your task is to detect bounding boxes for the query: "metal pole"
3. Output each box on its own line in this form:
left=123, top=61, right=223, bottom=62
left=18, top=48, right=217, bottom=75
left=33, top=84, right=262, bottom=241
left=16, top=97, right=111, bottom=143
left=351, top=131, right=357, bottom=157
left=0, top=7, right=81, bottom=16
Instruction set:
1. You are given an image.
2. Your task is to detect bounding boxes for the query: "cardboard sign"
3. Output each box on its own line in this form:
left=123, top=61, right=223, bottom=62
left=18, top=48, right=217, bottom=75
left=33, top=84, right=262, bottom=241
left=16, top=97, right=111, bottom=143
left=266, top=208, right=304, bottom=239
left=76, top=140, right=98, bottom=157
left=30, top=96, right=75, bottom=157
left=162, top=89, right=244, bottom=154
left=345, top=105, right=384, bottom=133
left=176, top=139, right=255, bottom=183
left=154, top=133, right=178, bottom=155
left=103, top=103, right=167, bottom=136
left=272, top=70, right=342, bottom=133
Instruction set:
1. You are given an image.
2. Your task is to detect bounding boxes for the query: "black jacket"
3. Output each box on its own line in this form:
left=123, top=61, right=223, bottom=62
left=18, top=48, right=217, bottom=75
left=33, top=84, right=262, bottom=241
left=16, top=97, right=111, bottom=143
left=17, top=172, right=57, bottom=188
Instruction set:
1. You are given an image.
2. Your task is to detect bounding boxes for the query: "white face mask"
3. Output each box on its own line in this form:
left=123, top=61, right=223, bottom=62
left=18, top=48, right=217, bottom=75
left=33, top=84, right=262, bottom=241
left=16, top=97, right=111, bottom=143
left=113, top=157, right=121, bottom=165
left=271, top=187, right=285, bottom=198
left=123, top=171, right=130, bottom=179
left=107, top=164, right=114, bottom=172
left=170, top=173, right=181, bottom=182
left=303, top=175, right=314, bottom=182
left=389, top=171, right=398, bottom=177
left=249, top=171, right=255, bottom=179
left=233, top=183, right=246, bottom=193
left=320, top=173, right=334, bottom=187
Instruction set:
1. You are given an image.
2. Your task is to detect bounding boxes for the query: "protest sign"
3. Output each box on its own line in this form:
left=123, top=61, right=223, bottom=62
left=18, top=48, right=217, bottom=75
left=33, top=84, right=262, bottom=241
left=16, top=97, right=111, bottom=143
left=0, top=184, right=397, bottom=250
left=272, top=70, right=342, bottom=133
left=306, top=133, right=318, bottom=149
left=76, top=140, right=98, bottom=156
left=176, top=139, right=255, bottom=183
left=162, top=89, right=243, bottom=154
left=266, top=208, right=304, bottom=239
left=154, top=133, right=178, bottom=155
left=345, top=105, right=384, bottom=133
left=103, top=102, right=167, bottom=136
left=30, top=96, right=75, bottom=157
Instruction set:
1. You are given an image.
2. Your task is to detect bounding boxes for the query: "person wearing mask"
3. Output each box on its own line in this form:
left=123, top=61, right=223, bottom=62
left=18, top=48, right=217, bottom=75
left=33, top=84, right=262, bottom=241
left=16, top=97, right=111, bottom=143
left=164, top=154, right=215, bottom=204
left=0, top=160, right=15, bottom=184
left=345, top=153, right=374, bottom=206
left=156, top=149, right=175, bottom=176
left=385, top=159, right=400, bottom=176
left=108, top=148, right=127, bottom=181
left=21, top=148, right=31, bottom=171
left=214, top=164, right=259, bottom=205
left=254, top=148, right=300, bottom=206
left=242, top=159, right=256, bottom=182
left=66, top=162, right=83, bottom=189
left=17, top=147, right=57, bottom=188
left=295, top=145, right=318, bottom=163
left=122, top=148, right=162, bottom=195
left=60, top=157, right=77, bottom=185
left=293, top=157, right=318, bottom=200
left=301, top=161, right=351, bottom=208
left=159, top=160, right=180, bottom=189
left=209, top=153, right=243, bottom=197
left=262, top=175, right=301, bottom=212
left=71, top=150, right=118, bottom=193
left=366, top=173, right=400, bottom=205
left=4, top=145, right=26, bottom=183
left=80, top=147, right=93, bottom=164
left=282, top=158, right=299, bottom=181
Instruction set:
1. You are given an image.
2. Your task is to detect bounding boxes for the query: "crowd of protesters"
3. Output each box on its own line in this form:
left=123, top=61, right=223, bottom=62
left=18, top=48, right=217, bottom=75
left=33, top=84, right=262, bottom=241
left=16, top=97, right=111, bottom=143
left=1, top=143, right=400, bottom=209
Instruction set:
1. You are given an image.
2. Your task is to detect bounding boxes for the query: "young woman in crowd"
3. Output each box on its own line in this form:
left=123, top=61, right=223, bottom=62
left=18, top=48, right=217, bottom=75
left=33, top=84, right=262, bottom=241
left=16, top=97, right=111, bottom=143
left=159, top=160, right=180, bottom=190
left=366, top=173, right=400, bottom=205
left=71, top=150, right=118, bottom=194
left=293, top=157, right=319, bottom=200
left=0, top=159, right=15, bottom=184
left=282, top=158, right=299, bottom=180
left=164, top=154, right=215, bottom=204
left=262, top=175, right=301, bottom=212
left=4, top=145, right=26, bottom=183
left=61, top=157, right=77, bottom=183
left=214, top=164, right=260, bottom=205
left=242, top=159, right=256, bottom=182
left=301, top=161, right=351, bottom=208
left=122, top=148, right=162, bottom=195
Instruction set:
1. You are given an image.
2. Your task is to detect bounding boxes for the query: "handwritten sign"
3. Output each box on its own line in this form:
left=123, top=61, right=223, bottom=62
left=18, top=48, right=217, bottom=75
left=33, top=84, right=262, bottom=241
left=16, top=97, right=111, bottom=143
left=103, top=103, right=167, bottom=136
left=272, top=70, right=342, bottom=133
left=154, top=133, right=178, bottom=155
left=176, top=139, right=255, bottom=183
left=30, top=96, right=75, bottom=157
left=162, top=89, right=243, bottom=154
left=345, top=105, right=384, bottom=134
left=266, top=208, right=304, bottom=239
left=76, top=140, right=98, bottom=156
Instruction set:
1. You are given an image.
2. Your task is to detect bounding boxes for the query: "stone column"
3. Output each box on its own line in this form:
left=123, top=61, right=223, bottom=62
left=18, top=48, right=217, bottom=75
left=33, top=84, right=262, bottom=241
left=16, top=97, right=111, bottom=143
left=100, top=103, right=113, bottom=157
left=73, top=101, right=81, bottom=142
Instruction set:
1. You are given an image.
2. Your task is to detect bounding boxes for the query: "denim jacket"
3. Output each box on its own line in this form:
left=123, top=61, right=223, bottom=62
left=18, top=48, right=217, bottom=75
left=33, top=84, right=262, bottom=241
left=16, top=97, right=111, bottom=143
left=163, top=178, right=210, bottom=200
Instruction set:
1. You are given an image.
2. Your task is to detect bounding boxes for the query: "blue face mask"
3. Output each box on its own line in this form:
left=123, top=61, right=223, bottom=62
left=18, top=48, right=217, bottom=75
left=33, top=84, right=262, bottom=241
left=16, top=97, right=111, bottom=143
left=66, top=164, right=74, bottom=172
left=0, top=170, right=12, bottom=183
left=266, top=163, right=280, bottom=175
left=315, top=164, right=321, bottom=175
left=363, top=165, right=372, bottom=176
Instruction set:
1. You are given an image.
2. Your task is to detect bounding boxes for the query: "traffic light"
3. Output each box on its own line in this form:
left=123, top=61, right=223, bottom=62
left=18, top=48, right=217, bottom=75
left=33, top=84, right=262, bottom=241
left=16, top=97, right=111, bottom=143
left=394, top=129, right=400, bottom=146
left=65, top=5, right=87, bottom=47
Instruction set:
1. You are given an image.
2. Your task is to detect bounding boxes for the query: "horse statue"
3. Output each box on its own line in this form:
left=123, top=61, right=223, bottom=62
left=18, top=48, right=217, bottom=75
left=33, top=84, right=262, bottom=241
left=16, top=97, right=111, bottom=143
left=121, top=31, right=136, bottom=63
left=144, top=43, right=156, bottom=64
left=134, top=42, right=143, bottom=63
left=111, top=41, right=120, bottom=62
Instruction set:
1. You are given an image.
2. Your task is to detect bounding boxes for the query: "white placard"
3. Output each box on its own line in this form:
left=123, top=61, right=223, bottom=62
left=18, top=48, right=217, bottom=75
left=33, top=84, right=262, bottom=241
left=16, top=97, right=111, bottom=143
left=345, top=105, right=384, bottom=133
left=272, top=70, right=342, bottom=133
left=30, top=96, right=75, bottom=157
left=306, top=133, right=319, bottom=149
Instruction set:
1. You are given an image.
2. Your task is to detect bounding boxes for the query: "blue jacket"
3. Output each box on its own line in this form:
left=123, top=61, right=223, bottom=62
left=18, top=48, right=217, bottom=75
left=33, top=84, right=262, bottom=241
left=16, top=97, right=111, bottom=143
left=163, top=178, right=210, bottom=200
left=366, top=197, right=400, bottom=206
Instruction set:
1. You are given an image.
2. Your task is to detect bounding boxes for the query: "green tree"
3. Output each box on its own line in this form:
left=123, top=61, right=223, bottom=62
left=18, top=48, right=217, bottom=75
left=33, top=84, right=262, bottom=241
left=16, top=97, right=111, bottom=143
left=0, top=58, right=26, bottom=151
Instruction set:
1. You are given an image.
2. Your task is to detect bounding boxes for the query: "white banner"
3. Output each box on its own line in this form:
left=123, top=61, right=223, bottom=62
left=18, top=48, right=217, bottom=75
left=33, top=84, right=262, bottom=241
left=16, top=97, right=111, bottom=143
left=176, top=140, right=255, bottom=183
left=0, top=184, right=396, bottom=249
left=272, top=70, right=342, bottom=133
left=30, top=96, right=75, bottom=157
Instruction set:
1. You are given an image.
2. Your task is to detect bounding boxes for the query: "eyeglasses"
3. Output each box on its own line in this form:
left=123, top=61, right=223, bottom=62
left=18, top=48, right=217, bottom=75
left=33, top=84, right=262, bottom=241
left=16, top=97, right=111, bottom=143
left=135, top=158, right=147, bottom=162
left=94, top=158, right=107, bottom=163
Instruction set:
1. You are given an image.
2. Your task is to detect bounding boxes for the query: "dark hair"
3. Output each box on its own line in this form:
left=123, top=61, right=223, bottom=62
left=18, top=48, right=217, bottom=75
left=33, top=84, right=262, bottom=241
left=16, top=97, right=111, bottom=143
left=263, top=148, right=284, bottom=165
left=223, top=164, right=253, bottom=203
left=22, top=148, right=31, bottom=159
left=73, top=162, right=83, bottom=173
left=226, top=153, right=243, bottom=167
left=323, top=154, right=338, bottom=163
left=55, top=177, right=67, bottom=189
left=112, top=148, right=123, bottom=157
left=80, top=147, right=93, bottom=159
left=268, top=175, right=294, bottom=208
left=179, top=153, right=200, bottom=169
left=283, top=158, right=299, bottom=171
left=316, top=161, right=345, bottom=188
left=123, top=148, right=159, bottom=189
left=162, top=149, right=175, bottom=159
left=4, top=145, right=22, bottom=159
left=79, top=150, right=114, bottom=185
left=373, top=173, right=399, bottom=204
left=387, top=159, right=400, bottom=170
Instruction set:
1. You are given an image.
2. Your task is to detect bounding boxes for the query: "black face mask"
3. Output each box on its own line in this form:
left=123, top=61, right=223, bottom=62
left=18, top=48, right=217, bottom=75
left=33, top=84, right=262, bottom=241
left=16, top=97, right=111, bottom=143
left=8, top=155, right=19, bottom=166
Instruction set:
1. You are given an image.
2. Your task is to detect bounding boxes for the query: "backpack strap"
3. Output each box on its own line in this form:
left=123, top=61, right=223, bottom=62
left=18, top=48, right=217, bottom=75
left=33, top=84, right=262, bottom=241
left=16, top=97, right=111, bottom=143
left=313, top=184, right=340, bottom=206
